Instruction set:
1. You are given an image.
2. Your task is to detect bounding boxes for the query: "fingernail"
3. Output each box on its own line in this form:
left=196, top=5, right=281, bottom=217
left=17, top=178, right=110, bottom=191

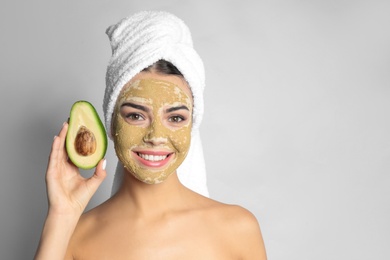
left=54, top=135, right=57, bottom=140
left=102, top=159, right=107, bottom=170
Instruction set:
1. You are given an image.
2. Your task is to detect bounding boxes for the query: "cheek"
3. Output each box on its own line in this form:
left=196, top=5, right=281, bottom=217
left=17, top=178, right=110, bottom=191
left=169, top=126, right=191, bottom=153
left=113, top=115, right=145, bottom=149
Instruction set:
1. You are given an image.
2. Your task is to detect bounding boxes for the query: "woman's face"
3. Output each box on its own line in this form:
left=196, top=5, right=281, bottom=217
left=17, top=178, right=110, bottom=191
left=112, top=72, right=193, bottom=184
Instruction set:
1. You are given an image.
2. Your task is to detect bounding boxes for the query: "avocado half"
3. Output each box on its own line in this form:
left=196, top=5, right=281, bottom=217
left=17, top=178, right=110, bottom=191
left=66, top=101, right=107, bottom=169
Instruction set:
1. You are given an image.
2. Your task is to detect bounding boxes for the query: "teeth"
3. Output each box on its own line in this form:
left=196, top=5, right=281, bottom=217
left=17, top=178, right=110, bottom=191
left=137, top=153, right=168, bottom=162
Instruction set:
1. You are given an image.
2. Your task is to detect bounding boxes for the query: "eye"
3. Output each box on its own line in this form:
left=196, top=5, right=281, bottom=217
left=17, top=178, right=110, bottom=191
left=126, top=113, right=144, bottom=121
left=168, top=115, right=185, bottom=123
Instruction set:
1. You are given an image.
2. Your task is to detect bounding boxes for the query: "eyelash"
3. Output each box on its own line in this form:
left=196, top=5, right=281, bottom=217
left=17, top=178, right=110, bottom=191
left=125, top=113, right=144, bottom=121
left=168, top=115, right=186, bottom=123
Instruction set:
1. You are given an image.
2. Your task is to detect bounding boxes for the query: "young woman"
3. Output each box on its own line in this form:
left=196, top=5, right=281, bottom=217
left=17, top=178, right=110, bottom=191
left=35, top=11, right=267, bottom=260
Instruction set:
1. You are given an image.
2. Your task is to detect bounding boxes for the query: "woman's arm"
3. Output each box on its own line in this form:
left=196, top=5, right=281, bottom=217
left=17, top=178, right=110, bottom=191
left=34, top=123, right=106, bottom=260
left=34, top=210, right=80, bottom=259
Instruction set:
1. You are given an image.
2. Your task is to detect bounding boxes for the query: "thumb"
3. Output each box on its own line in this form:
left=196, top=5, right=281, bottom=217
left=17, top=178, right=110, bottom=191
left=86, top=159, right=107, bottom=194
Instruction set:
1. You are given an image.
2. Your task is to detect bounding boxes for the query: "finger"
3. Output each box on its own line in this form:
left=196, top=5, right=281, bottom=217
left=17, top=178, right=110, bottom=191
left=86, top=159, right=107, bottom=195
left=46, top=135, right=63, bottom=178
left=57, top=122, right=69, bottom=161
left=47, top=122, right=69, bottom=174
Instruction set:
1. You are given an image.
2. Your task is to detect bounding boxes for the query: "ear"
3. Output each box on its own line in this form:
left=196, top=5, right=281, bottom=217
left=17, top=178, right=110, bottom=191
left=110, top=112, right=116, bottom=138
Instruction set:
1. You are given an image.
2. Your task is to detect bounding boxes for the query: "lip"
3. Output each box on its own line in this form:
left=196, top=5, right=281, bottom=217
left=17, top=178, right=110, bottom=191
left=132, top=150, right=174, bottom=168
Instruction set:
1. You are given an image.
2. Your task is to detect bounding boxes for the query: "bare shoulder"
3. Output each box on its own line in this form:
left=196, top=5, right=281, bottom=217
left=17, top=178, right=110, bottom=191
left=199, top=198, right=267, bottom=259
left=199, top=197, right=260, bottom=231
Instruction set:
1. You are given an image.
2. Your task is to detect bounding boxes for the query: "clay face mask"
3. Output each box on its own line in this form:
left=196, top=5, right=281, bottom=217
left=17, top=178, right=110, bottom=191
left=112, top=78, right=192, bottom=184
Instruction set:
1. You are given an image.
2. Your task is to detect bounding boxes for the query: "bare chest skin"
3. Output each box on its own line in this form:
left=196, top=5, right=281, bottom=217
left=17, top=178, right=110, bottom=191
left=68, top=207, right=237, bottom=259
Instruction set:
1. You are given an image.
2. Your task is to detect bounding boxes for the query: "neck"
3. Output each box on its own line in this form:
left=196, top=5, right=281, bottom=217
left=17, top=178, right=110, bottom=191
left=113, top=168, right=188, bottom=218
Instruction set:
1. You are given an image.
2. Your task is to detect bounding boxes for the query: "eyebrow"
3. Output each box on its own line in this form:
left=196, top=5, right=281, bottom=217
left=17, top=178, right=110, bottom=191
left=121, top=102, right=149, bottom=112
left=166, top=105, right=189, bottom=113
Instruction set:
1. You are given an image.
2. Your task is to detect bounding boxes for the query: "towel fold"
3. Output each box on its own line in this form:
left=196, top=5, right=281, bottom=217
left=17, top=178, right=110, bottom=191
left=104, top=11, right=209, bottom=197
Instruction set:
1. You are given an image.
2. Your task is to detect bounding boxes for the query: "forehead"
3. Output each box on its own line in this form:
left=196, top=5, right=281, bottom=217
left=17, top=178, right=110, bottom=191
left=118, top=73, right=193, bottom=107
left=124, top=71, right=191, bottom=95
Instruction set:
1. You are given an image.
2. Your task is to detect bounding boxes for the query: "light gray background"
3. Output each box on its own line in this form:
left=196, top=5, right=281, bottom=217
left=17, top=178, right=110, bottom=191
left=1, top=0, right=389, bottom=259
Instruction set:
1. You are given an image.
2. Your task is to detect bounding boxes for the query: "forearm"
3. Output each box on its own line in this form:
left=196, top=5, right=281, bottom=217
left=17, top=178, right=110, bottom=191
left=34, top=211, right=80, bottom=260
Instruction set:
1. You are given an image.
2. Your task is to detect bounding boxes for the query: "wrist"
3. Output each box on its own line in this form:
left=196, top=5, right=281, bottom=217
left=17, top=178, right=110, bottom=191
left=44, top=210, right=80, bottom=235
left=47, top=204, right=84, bottom=219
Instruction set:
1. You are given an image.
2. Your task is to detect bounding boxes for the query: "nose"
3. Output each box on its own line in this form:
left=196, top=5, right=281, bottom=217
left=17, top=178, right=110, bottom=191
left=143, top=121, right=168, bottom=146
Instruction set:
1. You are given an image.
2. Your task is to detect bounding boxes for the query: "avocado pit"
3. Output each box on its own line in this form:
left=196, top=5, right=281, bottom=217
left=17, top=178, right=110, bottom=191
left=75, top=126, right=97, bottom=156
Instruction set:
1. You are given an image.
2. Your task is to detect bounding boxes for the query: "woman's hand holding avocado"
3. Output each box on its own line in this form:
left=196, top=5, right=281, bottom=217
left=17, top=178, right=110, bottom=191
left=46, top=122, right=107, bottom=216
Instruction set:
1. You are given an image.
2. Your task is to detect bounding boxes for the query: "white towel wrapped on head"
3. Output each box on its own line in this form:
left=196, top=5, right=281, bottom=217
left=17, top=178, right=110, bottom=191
left=103, top=11, right=209, bottom=197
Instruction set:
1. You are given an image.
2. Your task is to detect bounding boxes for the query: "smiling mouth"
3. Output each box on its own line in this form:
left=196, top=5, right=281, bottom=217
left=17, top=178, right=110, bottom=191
left=136, top=152, right=171, bottom=162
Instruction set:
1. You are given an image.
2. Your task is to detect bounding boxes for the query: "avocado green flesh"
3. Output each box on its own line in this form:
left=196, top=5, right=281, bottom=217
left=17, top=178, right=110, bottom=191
left=66, top=101, right=107, bottom=169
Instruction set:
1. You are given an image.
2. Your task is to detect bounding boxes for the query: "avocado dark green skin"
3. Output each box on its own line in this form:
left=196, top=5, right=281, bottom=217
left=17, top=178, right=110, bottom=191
left=66, top=100, right=108, bottom=170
